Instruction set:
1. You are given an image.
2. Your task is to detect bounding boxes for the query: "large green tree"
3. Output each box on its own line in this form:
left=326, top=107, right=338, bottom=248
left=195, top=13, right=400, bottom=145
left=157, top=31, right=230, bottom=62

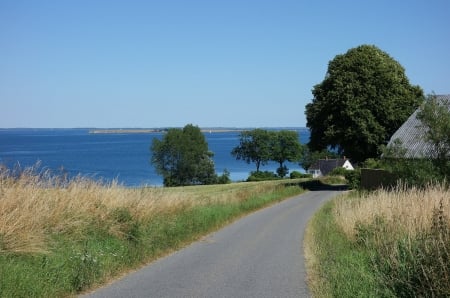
left=151, top=124, right=217, bottom=186
left=305, top=45, right=424, bottom=162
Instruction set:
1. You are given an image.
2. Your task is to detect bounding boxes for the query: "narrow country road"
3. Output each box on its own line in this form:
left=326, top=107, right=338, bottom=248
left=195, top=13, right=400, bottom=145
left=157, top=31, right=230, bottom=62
left=82, top=188, right=344, bottom=298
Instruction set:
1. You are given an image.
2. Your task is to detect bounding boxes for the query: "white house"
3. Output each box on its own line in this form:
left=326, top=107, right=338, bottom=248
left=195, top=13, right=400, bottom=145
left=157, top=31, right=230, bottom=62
left=307, top=158, right=354, bottom=178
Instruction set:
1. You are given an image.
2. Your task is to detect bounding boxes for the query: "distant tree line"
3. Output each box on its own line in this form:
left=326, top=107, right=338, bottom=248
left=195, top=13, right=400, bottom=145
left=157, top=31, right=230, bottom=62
left=231, top=129, right=304, bottom=178
left=150, top=125, right=308, bottom=187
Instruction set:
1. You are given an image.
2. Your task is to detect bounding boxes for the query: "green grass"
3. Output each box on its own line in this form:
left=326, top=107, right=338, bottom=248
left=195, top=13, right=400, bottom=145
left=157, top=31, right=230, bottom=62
left=306, top=185, right=450, bottom=297
left=305, top=198, right=390, bottom=298
left=0, top=180, right=304, bottom=297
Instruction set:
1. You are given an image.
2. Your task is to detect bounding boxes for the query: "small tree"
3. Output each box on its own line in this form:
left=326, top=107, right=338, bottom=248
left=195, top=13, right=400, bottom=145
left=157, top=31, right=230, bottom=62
left=270, top=130, right=303, bottom=177
left=231, top=129, right=272, bottom=172
left=417, top=94, right=450, bottom=176
left=151, top=124, right=217, bottom=186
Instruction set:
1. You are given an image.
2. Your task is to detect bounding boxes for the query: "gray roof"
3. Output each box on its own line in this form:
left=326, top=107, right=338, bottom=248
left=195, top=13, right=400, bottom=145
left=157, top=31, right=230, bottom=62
left=386, top=94, right=450, bottom=159
left=309, top=159, right=348, bottom=176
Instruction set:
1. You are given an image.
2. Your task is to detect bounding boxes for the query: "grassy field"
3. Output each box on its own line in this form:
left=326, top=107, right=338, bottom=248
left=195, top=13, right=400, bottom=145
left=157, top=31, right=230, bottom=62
left=305, top=184, right=450, bottom=297
left=0, top=168, right=306, bottom=297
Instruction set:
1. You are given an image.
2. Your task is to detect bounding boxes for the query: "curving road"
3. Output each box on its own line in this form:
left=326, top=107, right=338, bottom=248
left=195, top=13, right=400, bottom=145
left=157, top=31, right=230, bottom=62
left=82, top=188, right=343, bottom=298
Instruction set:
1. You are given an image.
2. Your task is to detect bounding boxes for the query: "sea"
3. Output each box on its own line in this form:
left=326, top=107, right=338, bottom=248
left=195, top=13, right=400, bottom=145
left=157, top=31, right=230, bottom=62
left=0, top=128, right=310, bottom=187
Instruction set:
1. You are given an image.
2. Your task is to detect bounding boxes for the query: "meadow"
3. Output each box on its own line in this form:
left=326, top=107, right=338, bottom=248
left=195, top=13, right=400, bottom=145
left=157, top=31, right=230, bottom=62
left=0, top=166, right=305, bottom=297
left=305, top=184, right=450, bottom=297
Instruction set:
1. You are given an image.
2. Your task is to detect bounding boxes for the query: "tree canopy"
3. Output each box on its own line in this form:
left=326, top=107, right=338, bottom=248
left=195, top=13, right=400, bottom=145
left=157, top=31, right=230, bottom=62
left=270, top=130, right=303, bottom=177
left=417, top=94, right=450, bottom=161
left=305, top=44, right=424, bottom=162
left=417, top=94, right=450, bottom=176
left=231, top=129, right=272, bottom=172
left=231, top=129, right=303, bottom=177
left=151, top=124, right=218, bottom=186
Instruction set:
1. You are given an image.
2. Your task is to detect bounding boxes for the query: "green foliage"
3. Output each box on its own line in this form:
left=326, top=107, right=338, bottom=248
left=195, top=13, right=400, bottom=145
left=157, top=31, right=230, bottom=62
left=362, top=158, right=384, bottom=169
left=231, top=129, right=272, bottom=172
left=417, top=94, right=450, bottom=177
left=373, top=147, right=445, bottom=188
left=362, top=138, right=447, bottom=189
left=151, top=124, right=218, bottom=186
left=356, top=203, right=450, bottom=297
left=328, top=166, right=348, bottom=176
left=306, top=200, right=383, bottom=297
left=289, top=171, right=312, bottom=179
left=299, top=147, right=339, bottom=171
left=270, top=130, right=304, bottom=177
left=216, top=169, right=231, bottom=184
left=246, top=171, right=279, bottom=182
left=325, top=166, right=360, bottom=189
left=344, top=169, right=361, bottom=190
left=306, top=44, right=424, bottom=162
left=232, top=129, right=304, bottom=175
left=417, top=94, right=450, bottom=160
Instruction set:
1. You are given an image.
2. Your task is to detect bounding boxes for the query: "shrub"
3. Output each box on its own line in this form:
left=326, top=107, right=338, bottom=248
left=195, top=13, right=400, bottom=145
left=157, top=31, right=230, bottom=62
left=327, top=167, right=360, bottom=189
left=246, top=171, right=279, bottom=182
left=328, top=167, right=349, bottom=176
left=289, top=171, right=312, bottom=179
left=344, top=169, right=361, bottom=190
left=216, top=169, right=231, bottom=184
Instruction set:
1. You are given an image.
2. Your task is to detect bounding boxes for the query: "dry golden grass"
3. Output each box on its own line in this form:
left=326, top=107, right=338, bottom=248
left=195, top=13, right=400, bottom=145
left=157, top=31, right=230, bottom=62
left=0, top=168, right=290, bottom=253
left=334, top=184, right=450, bottom=242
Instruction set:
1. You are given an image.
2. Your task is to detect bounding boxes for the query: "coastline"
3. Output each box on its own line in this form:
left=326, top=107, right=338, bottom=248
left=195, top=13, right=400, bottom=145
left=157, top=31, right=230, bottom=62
left=88, top=127, right=308, bottom=134
left=88, top=128, right=246, bottom=134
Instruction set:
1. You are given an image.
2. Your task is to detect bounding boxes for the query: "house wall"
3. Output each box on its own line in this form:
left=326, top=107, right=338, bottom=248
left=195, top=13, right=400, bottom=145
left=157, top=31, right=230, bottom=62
left=308, top=169, right=322, bottom=178
left=342, top=160, right=354, bottom=170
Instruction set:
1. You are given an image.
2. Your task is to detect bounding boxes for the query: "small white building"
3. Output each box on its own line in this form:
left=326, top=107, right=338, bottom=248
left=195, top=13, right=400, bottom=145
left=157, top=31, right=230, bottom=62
left=307, top=158, right=354, bottom=178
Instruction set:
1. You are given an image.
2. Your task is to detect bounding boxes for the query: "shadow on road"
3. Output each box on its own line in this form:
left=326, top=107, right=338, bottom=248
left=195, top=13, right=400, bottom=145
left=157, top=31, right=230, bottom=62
left=294, top=180, right=349, bottom=191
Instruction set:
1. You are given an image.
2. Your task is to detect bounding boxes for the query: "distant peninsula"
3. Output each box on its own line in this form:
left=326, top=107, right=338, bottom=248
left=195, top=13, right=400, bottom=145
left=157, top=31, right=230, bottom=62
left=89, top=128, right=246, bottom=134
left=89, top=129, right=166, bottom=134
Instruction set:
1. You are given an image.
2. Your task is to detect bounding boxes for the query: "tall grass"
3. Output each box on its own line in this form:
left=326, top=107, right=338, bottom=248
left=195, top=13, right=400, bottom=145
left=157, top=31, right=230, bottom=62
left=0, top=165, right=304, bottom=297
left=334, top=184, right=449, bottom=243
left=306, top=184, right=450, bottom=297
left=334, top=184, right=450, bottom=297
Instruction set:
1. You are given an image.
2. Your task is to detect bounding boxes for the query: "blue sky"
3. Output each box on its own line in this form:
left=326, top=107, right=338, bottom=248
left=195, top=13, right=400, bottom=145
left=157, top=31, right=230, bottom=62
left=1, top=0, right=449, bottom=128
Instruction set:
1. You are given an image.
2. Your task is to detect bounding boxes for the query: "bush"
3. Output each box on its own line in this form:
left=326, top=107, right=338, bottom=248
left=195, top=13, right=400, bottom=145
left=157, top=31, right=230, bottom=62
left=328, top=167, right=349, bottom=176
left=344, top=169, right=361, bottom=190
left=327, top=167, right=360, bottom=189
left=216, top=169, right=231, bottom=184
left=246, top=171, right=279, bottom=182
left=290, top=171, right=312, bottom=179
left=372, top=158, right=446, bottom=189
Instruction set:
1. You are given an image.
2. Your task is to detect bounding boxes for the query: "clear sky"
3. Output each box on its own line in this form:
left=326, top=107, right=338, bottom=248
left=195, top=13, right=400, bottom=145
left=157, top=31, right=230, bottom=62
left=1, top=0, right=449, bottom=128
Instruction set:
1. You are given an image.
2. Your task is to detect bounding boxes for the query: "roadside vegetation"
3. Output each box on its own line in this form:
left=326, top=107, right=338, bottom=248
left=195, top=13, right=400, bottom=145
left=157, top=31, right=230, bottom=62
left=0, top=166, right=306, bottom=297
left=306, top=184, right=450, bottom=297
left=303, top=45, right=449, bottom=297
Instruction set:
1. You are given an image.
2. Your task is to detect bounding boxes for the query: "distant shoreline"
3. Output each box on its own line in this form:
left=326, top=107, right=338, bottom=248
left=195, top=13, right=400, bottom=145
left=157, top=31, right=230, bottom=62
left=88, top=128, right=247, bottom=134
left=1, top=127, right=307, bottom=133
left=89, top=129, right=165, bottom=134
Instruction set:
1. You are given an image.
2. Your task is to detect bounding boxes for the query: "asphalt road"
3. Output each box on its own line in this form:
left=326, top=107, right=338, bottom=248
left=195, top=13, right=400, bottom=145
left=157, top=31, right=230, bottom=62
left=82, top=188, right=343, bottom=298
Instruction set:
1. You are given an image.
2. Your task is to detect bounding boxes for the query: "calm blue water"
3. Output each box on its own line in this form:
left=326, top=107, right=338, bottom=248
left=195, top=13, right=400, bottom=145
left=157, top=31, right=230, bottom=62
left=0, top=128, right=310, bottom=186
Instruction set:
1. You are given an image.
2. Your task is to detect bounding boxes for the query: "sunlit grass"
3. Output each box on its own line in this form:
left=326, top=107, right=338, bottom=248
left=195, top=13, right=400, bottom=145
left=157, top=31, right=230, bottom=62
left=334, top=184, right=449, bottom=242
left=306, top=184, right=450, bottom=297
left=0, top=165, right=305, bottom=296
